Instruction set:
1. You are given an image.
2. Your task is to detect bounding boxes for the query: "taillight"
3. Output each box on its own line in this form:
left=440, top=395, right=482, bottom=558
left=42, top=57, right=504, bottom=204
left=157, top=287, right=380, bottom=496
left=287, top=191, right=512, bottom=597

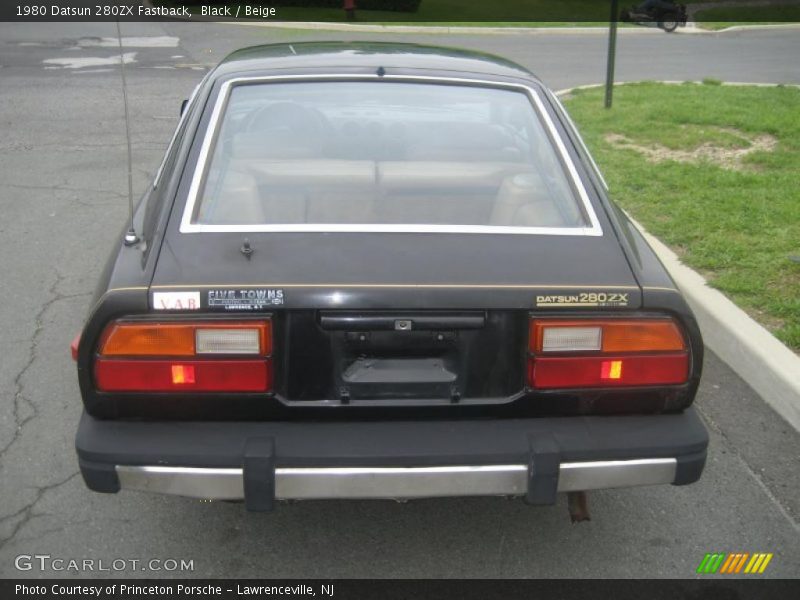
left=527, top=318, right=689, bottom=389
left=93, top=320, right=272, bottom=393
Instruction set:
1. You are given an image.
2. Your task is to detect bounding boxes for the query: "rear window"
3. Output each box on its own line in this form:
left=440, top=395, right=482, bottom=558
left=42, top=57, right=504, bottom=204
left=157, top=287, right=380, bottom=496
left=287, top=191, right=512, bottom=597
left=187, top=81, right=593, bottom=232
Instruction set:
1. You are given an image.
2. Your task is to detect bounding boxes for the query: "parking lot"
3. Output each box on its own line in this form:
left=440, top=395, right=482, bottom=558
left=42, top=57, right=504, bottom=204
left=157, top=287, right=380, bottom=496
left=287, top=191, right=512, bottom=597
left=0, top=21, right=798, bottom=578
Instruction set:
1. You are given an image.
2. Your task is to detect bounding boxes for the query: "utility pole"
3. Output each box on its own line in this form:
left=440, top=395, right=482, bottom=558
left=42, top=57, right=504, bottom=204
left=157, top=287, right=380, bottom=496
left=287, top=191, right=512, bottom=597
left=605, top=0, right=619, bottom=109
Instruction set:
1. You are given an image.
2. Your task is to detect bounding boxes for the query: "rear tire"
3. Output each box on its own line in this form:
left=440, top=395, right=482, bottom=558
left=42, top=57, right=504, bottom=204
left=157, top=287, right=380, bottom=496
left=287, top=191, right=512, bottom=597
left=659, top=18, right=679, bottom=32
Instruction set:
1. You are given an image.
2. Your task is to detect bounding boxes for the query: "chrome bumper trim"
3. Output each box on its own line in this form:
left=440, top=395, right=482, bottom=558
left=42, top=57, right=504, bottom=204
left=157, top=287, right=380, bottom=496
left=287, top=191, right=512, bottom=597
left=557, top=458, right=677, bottom=492
left=115, top=458, right=677, bottom=501
left=276, top=465, right=528, bottom=499
left=116, top=467, right=244, bottom=500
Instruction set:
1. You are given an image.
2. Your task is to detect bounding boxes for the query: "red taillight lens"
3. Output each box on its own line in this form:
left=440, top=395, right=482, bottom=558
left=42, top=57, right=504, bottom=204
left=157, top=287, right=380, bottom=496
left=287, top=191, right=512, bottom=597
left=529, top=354, right=689, bottom=389
left=93, top=319, right=273, bottom=393
left=94, top=359, right=272, bottom=393
left=527, top=318, right=689, bottom=390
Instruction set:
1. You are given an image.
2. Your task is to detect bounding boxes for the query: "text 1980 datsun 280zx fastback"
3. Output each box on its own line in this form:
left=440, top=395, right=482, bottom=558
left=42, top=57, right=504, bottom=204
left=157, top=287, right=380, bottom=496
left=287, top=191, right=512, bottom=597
left=73, top=43, right=708, bottom=518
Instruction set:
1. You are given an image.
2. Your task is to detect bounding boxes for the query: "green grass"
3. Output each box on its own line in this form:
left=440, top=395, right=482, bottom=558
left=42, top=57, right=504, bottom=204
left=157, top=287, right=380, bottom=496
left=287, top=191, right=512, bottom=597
left=563, top=82, right=800, bottom=350
left=695, top=5, right=800, bottom=29
left=161, top=0, right=630, bottom=23
left=163, top=0, right=799, bottom=27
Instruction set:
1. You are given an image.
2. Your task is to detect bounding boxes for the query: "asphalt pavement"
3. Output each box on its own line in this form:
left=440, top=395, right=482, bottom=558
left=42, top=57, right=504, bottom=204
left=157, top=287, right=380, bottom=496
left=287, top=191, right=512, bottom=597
left=0, top=21, right=798, bottom=578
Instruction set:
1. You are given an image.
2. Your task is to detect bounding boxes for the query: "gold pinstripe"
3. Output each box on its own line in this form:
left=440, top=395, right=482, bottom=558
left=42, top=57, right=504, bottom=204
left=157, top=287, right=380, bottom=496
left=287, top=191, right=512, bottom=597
left=150, top=283, right=641, bottom=290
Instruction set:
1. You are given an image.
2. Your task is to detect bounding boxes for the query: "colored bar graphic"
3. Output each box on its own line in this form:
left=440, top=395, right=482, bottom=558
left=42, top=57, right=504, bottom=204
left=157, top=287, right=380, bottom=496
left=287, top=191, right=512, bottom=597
left=758, top=554, right=773, bottom=573
left=720, top=553, right=737, bottom=573
left=719, top=553, right=751, bottom=574
left=744, top=553, right=774, bottom=574
left=696, top=554, right=713, bottom=573
left=734, top=553, right=749, bottom=573
left=699, top=552, right=773, bottom=574
left=697, top=553, right=726, bottom=574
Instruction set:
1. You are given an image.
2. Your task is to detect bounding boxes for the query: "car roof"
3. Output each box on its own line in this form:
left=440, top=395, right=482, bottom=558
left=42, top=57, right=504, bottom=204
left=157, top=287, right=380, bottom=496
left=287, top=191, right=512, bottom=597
left=214, top=42, right=540, bottom=83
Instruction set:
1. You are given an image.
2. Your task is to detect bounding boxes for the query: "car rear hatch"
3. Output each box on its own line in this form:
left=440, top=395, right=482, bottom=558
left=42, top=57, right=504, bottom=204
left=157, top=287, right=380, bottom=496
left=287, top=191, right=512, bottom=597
left=150, top=231, right=642, bottom=405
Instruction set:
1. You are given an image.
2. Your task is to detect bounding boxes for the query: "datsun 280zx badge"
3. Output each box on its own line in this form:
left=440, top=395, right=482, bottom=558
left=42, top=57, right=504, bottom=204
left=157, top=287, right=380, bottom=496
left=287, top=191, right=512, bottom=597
left=536, top=292, right=630, bottom=308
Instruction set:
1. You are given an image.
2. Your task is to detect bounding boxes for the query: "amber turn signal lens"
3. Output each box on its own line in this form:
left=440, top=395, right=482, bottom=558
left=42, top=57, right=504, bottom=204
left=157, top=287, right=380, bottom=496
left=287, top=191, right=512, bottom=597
left=100, top=323, right=196, bottom=356
left=601, top=320, right=685, bottom=352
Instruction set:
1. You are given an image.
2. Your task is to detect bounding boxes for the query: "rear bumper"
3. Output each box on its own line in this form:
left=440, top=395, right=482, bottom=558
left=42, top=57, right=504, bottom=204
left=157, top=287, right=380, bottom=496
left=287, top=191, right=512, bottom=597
left=76, top=407, right=708, bottom=510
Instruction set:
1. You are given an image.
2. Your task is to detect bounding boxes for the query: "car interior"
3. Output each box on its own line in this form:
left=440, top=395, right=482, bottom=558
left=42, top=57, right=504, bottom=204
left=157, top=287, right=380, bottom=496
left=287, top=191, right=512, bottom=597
left=194, top=91, right=588, bottom=229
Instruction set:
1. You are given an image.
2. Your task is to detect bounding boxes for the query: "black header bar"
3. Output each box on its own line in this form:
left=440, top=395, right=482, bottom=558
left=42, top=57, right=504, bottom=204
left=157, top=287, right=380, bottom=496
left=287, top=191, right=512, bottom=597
left=3, top=1, right=800, bottom=23
left=3, top=579, right=800, bottom=600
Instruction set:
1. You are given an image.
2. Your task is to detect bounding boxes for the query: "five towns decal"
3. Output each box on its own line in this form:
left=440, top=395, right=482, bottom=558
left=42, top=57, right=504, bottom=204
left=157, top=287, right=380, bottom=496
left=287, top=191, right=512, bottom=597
left=207, top=289, right=284, bottom=311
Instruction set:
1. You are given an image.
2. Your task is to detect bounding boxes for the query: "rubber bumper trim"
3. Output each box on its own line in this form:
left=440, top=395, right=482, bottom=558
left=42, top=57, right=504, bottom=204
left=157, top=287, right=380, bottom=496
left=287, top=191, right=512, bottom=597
left=76, top=407, right=708, bottom=505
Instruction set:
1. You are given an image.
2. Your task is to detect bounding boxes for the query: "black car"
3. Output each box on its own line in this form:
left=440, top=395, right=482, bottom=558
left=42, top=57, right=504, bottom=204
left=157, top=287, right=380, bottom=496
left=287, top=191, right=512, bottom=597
left=73, top=43, right=708, bottom=517
left=621, top=1, right=688, bottom=32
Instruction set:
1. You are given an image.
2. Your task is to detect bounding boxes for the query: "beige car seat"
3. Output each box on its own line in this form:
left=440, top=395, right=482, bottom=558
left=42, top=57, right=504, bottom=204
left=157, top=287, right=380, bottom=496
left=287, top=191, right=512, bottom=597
left=490, top=173, right=566, bottom=227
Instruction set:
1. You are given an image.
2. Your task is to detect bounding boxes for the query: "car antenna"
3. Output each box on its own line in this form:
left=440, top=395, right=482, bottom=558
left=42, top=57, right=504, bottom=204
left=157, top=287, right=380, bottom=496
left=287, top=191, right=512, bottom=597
left=116, top=20, right=139, bottom=247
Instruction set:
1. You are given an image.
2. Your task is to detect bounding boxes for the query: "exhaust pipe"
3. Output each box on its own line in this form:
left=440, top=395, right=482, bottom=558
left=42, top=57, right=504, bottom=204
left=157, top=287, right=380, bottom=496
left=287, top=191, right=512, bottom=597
left=567, top=491, right=591, bottom=523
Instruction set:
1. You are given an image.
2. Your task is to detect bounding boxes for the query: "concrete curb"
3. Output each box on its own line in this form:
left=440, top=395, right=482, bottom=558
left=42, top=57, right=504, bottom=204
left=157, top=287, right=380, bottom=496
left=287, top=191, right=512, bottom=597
left=711, top=22, right=800, bottom=32
left=556, top=82, right=800, bottom=431
left=633, top=220, right=800, bottom=432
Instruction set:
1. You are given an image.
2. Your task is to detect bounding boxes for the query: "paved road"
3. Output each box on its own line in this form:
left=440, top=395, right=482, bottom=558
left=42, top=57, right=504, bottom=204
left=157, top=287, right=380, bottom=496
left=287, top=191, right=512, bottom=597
left=0, top=22, right=798, bottom=579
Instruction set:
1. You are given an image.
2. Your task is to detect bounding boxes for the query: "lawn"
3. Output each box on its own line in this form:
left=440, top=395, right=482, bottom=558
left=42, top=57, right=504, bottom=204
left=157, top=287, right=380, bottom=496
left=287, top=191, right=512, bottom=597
left=562, top=82, right=800, bottom=350
left=163, top=0, right=799, bottom=26
left=694, top=5, right=800, bottom=29
left=277, top=0, right=610, bottom=22
left=163, top=0, right=626, bottom=22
